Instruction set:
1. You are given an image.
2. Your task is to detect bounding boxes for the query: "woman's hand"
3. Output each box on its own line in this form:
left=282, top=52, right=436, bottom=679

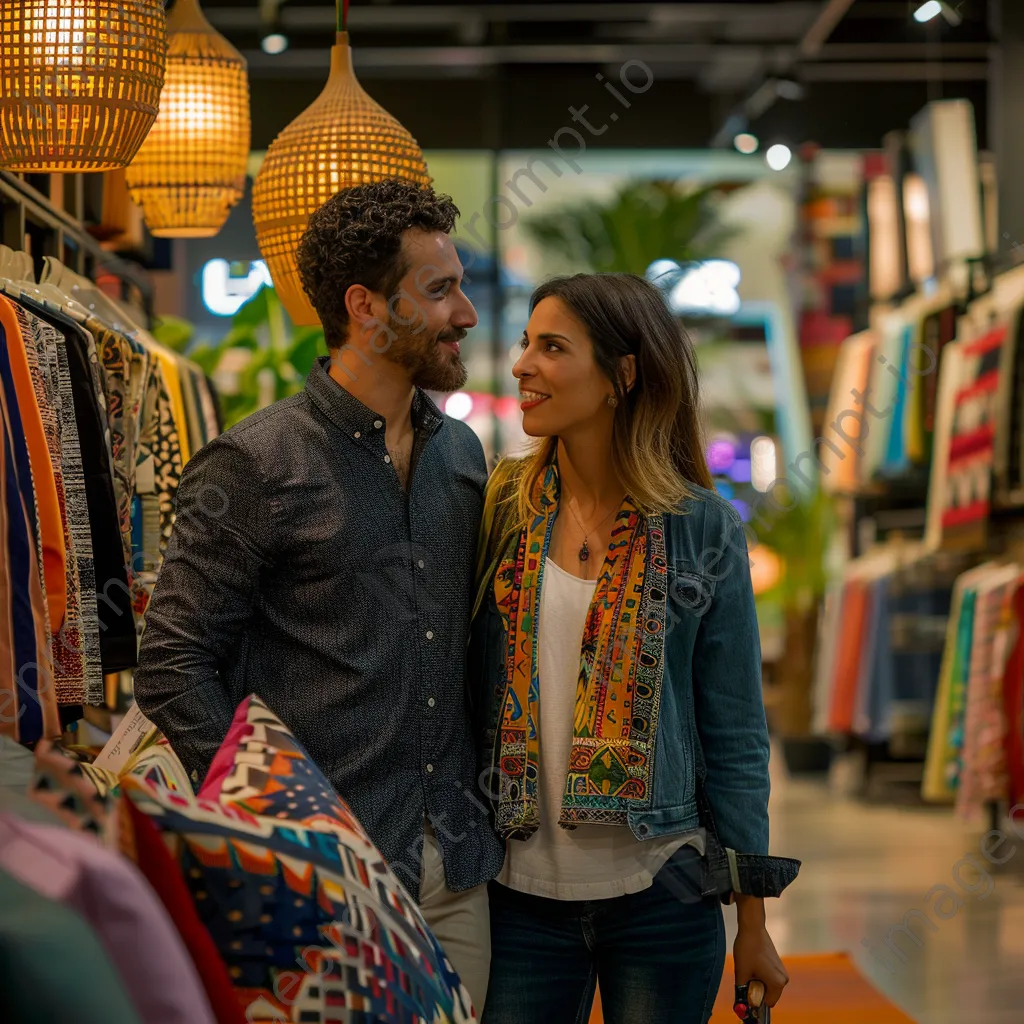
left=733, top=895, right=789, bottom=1007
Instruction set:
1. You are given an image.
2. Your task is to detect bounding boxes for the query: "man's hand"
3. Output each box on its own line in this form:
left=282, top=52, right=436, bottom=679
left=733, top=895, right=789, bottom=1008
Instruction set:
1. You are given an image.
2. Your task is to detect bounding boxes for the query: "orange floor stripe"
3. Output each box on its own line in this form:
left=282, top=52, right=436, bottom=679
left=589, top=953, right=917, bottom=1023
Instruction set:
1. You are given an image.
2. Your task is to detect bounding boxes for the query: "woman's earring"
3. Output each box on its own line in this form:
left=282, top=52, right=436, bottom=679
left=607, top=395, right=619, bottom=408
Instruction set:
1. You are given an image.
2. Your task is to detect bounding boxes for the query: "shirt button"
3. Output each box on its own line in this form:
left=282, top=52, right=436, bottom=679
left=374, top=419, right=383, bottom=429
left=417, top=559, right=425, bottom=569
left=384, top=455, right=391, bottom=464
left=426, top=630, right=434, bottom=640
left=354, top=431, right=361, bottom=439
left=426, top=763, right=434, bottom=774
left=427, top=697, right=436, bottom=708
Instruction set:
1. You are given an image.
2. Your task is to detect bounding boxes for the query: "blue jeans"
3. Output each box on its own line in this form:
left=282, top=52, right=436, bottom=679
left=482, top=845, right=726, bottom=1024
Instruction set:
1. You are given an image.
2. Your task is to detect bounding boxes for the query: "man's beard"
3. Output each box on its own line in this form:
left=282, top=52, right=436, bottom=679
left=384, top=322, right=468, bottom=392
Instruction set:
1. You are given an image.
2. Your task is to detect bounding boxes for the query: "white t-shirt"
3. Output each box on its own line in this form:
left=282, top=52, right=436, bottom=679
left=498, top=557, right=704, bottom=900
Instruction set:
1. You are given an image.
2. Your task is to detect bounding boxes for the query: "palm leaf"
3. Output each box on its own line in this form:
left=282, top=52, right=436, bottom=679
left=523, top=180, right=738, bottom=276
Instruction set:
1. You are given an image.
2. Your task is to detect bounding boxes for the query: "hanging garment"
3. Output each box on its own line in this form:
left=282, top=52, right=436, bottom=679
left=1002, top=583, right=1024, bottom=807
left=0, top=868, right=143, bottom=1024
left=49, top=323, right=104, bottom=705
left=178, top=357, right=205, bottom=458
left=28, top=303, right=137, bottom=674
left=885, top=564, right=954, bottom=742
left=153, top=346, right=192, bottom=465
left=0, top=295, right=66, bottom=633
left=819, top=330, right=875, bottom=494
left=828, top=579, right=872, bottom=733
left=942, top=324, right=1006, bottom=545
left=881, top=324, right=914, bottom=477
left=12, top=302, right=88, bottom=706
left=956, top=563, right=1020, bottom=816
left=942, top=584, right=979, bottom=793
left=0, top=321, right=60, bottom=745
left=0, top=812, right=217, bottom=1024
left=196, top=370, right=221, bottom=444
left=922, top=562, right=995, bottom=801
left=91, top=317, right=137, bottom=584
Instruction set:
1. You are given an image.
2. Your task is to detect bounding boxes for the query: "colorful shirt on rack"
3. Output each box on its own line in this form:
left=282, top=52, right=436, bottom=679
left=92, top=317, right=137, bottom=588
left=13, top=302, right=88, bottom=706
left=0, top=295, right=66, bottom=634
left=28, top=302, right=137, bottom=676
left=0, top=331, right=60, bottom=744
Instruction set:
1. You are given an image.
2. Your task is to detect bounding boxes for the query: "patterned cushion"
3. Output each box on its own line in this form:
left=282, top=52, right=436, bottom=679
left=121, top=696, right=474, bottom=1024
left=198, top=696, right=365, bottom=837
left=124, top=733, right=194, bottom=794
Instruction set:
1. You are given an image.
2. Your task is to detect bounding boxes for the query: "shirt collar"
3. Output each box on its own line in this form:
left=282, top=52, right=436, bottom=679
left=306, top=355, right=445, bottom=437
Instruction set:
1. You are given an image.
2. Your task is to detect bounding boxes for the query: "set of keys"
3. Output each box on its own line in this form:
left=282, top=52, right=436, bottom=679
left=733, top=980, right=770, bottom=1022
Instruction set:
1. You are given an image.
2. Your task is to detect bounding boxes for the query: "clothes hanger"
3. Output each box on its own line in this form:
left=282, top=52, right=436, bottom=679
left=48, top=257, right=141, bottom=335
left=0, top=244, right=65, bottom=316
left=0, top=248, right=96, bottom=322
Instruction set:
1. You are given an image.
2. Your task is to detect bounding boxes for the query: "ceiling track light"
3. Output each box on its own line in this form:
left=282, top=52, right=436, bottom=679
left=914, top=1, right=962, bottom=26
left=261, top=31, right=289, bottom=54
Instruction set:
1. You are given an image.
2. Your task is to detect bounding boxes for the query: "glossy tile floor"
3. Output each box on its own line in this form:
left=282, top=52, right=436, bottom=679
left=739, top=749, right=1024, bottom=1023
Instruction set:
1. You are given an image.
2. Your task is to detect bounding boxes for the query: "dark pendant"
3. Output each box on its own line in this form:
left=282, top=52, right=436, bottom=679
left=579, top=540, right=590, bottom=562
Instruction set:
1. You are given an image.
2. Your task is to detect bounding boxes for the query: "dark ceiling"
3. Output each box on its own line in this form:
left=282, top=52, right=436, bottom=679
left=189, top=1, right=995, bottom=151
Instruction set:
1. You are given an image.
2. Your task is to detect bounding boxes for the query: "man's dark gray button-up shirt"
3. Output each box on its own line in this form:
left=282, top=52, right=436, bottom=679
left=135, top=356, right=505, bottom=900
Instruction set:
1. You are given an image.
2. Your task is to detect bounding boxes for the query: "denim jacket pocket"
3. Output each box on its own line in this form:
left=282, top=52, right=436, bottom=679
left=669, top=564, right=716, bottom=620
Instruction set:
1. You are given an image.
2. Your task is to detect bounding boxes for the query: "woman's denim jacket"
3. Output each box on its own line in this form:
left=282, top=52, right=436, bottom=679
left=468, top=482, right=799, bottom=901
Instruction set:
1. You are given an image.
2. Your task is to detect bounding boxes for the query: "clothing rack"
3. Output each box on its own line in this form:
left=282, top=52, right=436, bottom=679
left=0, top=170, right=153, bottom=327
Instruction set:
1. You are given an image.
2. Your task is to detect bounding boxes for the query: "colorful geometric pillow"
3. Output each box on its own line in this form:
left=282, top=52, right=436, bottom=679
left=120, top=696, right=475, bottom=1024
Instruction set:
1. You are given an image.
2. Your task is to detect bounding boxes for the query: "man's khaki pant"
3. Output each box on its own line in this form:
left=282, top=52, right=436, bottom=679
left=419, top=829, right=492, bottom=1015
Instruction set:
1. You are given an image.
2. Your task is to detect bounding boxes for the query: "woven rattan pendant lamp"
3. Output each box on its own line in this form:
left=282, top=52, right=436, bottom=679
left=252, top=0, right=430, bottom=325
left=125, top=0, right=250, bottom=237
left=0, top=0, right=167, bottom=171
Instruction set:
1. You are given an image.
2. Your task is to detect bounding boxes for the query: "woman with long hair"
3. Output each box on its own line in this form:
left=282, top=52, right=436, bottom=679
left=470, top=273, right=799, bottom=1024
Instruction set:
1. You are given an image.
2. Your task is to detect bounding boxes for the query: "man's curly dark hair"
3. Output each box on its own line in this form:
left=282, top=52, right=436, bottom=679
left=296, top=179, right=460, bottom=348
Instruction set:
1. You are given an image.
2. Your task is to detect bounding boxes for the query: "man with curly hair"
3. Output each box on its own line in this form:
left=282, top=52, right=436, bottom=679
left=136, top=180, right=504, bottom=1011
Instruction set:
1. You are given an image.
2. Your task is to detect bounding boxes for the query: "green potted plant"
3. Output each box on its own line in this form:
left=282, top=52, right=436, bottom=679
left=521, top=178, right=737, bottom=275
left=750, top=484, right=836, bottom=767
left=152, top=285, right=325, bottom=429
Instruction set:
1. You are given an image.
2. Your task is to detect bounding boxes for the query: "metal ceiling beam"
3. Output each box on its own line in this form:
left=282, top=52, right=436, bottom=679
left=800, top=61, right=990, bottom=80
left=242, top=42, right=789, bottom=71
left=205, top=3, right=819, bottom=30
left=799, top=0, right=858, bottom=58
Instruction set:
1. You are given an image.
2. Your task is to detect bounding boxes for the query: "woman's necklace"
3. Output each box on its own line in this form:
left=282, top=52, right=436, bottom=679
left=565, top=497, right=621, bottom=563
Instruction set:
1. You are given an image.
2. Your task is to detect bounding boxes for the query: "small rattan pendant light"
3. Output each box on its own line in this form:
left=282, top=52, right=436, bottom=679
left=251, top=0, right=430, bottom=325
left=0, top=0, right=167, bottom=172
left=126, top=0, right=251, bottom=237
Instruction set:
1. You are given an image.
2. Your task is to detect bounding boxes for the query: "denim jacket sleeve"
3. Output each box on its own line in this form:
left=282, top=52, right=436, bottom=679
left=690, top=504, right=771, bottom=857
left=135, top=436, right=273, bottom=786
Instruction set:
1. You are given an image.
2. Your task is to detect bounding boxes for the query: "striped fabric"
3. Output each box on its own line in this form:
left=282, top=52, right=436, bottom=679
left=14, top=303, right=87, bottom=706
left=52, top=329, right=104, bottom=706
left=0, top=296, right=64, bottom=637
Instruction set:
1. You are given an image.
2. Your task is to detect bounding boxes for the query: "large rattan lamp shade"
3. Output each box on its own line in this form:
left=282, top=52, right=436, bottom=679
left=0, top=0, right=166, bottom=172
left=126, top=0, right=250, bottom=237
left=252, top=31, right=430, bottom=326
